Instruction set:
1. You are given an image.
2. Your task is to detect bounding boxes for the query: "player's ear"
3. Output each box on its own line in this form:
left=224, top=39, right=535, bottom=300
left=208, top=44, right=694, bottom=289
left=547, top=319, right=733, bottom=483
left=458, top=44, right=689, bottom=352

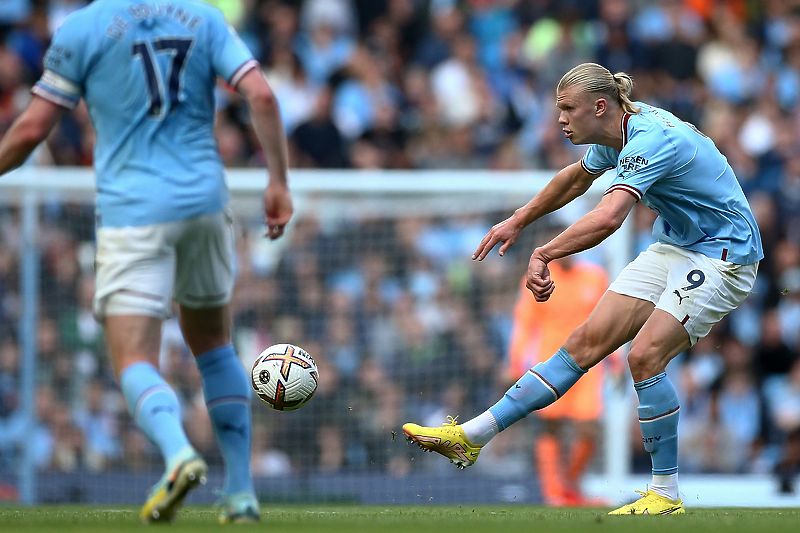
left=594, top=97, right=607, bottom=117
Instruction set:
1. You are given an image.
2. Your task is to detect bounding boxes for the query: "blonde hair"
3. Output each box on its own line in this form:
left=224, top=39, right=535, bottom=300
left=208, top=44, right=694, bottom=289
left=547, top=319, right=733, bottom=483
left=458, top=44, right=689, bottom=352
left=557, top=63, right=641, bottom=114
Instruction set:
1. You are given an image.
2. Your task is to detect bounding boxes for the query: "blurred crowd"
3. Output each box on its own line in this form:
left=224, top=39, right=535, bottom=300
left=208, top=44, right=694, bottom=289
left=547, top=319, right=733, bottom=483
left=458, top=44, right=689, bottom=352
left=1, top=0, right=800, bottom=500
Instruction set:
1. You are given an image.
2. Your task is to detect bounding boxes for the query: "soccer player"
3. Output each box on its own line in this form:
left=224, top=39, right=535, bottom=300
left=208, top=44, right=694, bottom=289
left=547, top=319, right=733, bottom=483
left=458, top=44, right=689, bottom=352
left=0, top=0, right=292, bottom=524
left=403, top=63, right=763, bottom=515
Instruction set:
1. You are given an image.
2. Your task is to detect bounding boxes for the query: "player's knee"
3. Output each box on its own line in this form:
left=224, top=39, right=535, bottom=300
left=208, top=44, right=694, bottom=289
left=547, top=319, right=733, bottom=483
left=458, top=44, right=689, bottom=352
left=626, top=348, right=662, bottom=382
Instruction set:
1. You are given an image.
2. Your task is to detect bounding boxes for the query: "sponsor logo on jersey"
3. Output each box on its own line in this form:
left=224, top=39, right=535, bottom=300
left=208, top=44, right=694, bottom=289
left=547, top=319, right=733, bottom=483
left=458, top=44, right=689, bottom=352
left=619, top=155, right=649, bottom=173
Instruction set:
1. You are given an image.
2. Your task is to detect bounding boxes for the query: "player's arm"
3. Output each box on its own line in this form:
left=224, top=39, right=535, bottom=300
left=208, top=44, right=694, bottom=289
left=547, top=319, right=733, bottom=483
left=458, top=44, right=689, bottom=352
left=525, top=190, right=636, bottom=301
left=0, top=96, right=64, bottom=177
left=236, top=69, right=292, bottom=239
left=473, top=161, right=598, bottom=260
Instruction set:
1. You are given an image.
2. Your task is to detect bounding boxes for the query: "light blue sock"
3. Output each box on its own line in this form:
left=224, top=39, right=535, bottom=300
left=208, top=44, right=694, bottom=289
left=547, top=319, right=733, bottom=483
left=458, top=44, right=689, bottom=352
left=120, top=362, right=190, bottom=468
left=488, top=347, right=587, bottom=431
left=635, top=372, right=680, bottom=476
left=196, top=344, right=253, bottom=495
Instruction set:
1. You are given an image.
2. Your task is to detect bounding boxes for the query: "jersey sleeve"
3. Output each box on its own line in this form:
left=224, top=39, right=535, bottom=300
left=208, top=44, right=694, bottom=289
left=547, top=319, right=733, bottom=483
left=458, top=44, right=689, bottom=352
left=208, top=9, right=258, bottom=88
left=605, top=128, right=674, bottom=200
left=580, top=144, right=616, bottom=175
left=31, top=14, right=87, bottom=109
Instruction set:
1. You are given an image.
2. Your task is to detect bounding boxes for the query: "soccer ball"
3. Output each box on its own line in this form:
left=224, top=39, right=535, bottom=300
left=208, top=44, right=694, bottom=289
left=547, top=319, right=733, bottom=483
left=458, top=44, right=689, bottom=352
left=250, top=344, right=318, bottom=411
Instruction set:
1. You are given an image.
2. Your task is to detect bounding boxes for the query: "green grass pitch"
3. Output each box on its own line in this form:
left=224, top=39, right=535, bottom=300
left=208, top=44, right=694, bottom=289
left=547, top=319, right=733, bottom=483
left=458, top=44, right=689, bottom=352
left=1, top=506, right=799, bottom=532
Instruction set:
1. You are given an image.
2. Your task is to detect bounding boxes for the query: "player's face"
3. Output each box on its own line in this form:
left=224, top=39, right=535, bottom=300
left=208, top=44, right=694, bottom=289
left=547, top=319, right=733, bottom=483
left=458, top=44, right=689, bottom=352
left=556, top=87, right=597, bottom=145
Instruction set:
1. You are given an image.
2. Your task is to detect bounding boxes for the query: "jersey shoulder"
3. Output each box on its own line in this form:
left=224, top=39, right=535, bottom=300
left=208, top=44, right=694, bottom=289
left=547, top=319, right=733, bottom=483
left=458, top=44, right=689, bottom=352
left=622, top=104, right=678, bottom=161
left=626, top=103, right=672, bottom=143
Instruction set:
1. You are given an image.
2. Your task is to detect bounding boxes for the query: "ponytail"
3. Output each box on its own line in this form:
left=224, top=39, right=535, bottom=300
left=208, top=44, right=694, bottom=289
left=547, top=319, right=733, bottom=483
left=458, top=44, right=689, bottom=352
left=558, top=63, right=641, bottom=114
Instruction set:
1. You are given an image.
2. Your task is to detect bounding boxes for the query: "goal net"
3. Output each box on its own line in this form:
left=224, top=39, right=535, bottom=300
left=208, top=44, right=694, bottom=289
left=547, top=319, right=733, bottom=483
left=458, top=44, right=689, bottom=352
left=0, top=167, right=633, bottom=505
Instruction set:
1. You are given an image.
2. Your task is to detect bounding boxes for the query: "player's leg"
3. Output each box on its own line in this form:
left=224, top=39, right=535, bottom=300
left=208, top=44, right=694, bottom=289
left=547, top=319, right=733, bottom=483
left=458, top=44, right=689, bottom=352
left=175, top=210, right=258, bottom=524
left=611, top=247, right=759, bottom=515
left=465, top=291, right=652, bottom=442
left=106, top=315, right=193, bottom=465
left=632, top=309, right=688, bottom=498
left=95, top=223, right=206, bottom=523
left=179, top=303, right=258, bottom=523
left=607, top=309, right=689, bottom=515
left=403, top=291, right=653, bottom=466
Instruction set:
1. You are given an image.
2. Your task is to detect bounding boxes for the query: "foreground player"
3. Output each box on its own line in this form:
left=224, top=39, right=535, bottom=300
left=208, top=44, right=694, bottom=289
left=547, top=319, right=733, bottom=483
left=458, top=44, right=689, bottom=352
left=0, top=0, right=292, bottom=524
left=403, top=63, right=762, bottom=514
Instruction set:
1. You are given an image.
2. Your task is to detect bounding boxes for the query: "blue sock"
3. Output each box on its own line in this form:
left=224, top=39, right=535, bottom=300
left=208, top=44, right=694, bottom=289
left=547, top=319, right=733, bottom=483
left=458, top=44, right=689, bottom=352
left=488, top=347, right=587, bottom=431
left=635, top=372, right=680, bottom=476
left=196, top=344, right=253, bottom=495
left=120, top=362, right=190, bottom=468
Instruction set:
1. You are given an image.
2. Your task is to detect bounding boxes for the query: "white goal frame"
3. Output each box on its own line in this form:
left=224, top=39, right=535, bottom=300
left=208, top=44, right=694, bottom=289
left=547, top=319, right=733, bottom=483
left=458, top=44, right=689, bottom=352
left=1, top=166, right=634, bottom=504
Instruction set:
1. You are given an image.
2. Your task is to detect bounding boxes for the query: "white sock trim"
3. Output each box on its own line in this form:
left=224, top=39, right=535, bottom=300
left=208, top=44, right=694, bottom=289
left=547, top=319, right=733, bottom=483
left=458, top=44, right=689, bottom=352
left=650, top=473, right=679, bottom=501
left=461, top=411, right=499, bottom=446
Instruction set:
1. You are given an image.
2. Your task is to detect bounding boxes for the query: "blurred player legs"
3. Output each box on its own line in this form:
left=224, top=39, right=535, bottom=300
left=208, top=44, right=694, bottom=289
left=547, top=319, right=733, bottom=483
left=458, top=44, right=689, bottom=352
left=0, top=0, right=294, bottom=519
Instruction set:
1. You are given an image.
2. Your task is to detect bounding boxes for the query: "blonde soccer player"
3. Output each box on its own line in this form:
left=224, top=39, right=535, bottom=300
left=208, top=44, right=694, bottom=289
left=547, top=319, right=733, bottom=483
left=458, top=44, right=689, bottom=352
left=403, top=63, right=762, bottom=515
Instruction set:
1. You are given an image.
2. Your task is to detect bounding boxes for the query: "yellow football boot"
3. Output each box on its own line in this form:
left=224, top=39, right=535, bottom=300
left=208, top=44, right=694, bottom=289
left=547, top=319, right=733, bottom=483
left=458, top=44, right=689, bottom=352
left=140, top=451, right=208, bottom=524
left=402, top=416, right=482, bottom=469
left=608, top=490, right=685, bottom=515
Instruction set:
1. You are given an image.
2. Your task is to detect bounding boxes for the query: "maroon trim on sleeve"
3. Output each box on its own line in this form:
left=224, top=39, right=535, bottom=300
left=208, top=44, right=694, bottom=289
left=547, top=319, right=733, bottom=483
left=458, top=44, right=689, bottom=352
left=228, top=59, right=260, bottom=88
left=604, top=183, right=642, bottom=201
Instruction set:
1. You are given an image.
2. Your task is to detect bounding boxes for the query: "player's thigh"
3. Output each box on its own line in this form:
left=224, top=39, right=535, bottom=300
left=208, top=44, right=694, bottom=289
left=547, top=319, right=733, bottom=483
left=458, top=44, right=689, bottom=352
left=563, top=243, right=674, bottom=368
left=94, top=223, right=177, bottom=321
left=174, top=210, right=235, bottom=352
left=104, top=315, right=163, bottom=380
left=563, top=290, right=655, bottom=369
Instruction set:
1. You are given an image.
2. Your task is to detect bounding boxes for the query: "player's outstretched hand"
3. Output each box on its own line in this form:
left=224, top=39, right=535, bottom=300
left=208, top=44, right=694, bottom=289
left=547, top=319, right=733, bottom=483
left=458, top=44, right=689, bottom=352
left=264, top=183, right=293, bottom=240
left=526, top=254, right=554, bottom=302
left=472, top=214, right=524, bottom=260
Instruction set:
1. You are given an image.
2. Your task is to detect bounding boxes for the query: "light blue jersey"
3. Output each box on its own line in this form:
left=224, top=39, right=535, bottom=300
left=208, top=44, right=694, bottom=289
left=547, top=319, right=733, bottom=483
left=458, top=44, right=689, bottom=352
left=582, top=102, right=763, bottom=265
left=33, top=0, right=258, bottom=227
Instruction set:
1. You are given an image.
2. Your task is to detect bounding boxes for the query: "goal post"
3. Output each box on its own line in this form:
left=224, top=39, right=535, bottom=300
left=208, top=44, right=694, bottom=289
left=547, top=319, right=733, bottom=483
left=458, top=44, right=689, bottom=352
left=0, top=166, right=633, bottom=505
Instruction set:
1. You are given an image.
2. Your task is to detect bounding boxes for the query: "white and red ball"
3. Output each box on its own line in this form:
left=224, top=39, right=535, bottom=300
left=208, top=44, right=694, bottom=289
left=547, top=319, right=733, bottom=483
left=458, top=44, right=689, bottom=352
left=251, top=344, right=318, bottom=411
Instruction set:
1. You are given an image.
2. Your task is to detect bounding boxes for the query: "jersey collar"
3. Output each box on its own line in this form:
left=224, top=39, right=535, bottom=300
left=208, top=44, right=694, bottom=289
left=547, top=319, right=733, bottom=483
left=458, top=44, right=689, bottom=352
left=621, top=112, right=631, bottom=149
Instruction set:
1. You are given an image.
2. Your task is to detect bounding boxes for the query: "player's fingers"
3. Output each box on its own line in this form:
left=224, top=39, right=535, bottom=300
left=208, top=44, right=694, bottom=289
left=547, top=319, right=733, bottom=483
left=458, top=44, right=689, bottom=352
left=531, top=283, right=554, bottom=301
left=265, top=223, right=285, bottom=239
left=527, top=278, right=553, bottom=295
left=527, top=275, right=550, bottom=289
left=472, top=234, right=493, bottom=260
left=478, top=236, right=503, bottom=261
left=497, top=236, right=515, bottom=257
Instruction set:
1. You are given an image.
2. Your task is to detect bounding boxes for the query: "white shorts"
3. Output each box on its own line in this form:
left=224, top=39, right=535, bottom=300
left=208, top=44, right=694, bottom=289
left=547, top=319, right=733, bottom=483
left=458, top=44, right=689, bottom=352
left=608, top=242, right=758, bottom=345
left=94, top=210, right=235, bottom=320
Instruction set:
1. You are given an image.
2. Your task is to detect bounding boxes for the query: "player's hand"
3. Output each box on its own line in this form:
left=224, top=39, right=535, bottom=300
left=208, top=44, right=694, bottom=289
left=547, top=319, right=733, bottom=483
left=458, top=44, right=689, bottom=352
left=472, top=214, right=524, bottom=260
left=526, top=253, right=554, bottom=302
left=264, top=182, right=293, bottom=240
